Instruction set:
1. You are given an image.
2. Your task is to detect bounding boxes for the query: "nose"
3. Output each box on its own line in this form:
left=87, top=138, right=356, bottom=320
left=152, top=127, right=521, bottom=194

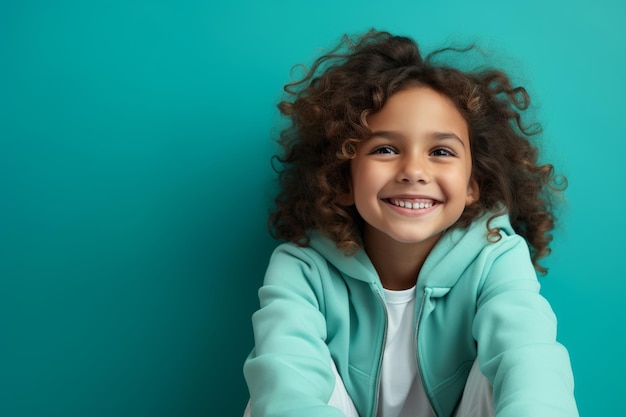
left=397, top=153, right=431, bottom=184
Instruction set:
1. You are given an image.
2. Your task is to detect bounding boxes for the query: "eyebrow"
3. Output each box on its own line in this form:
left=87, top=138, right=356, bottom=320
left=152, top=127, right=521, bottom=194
left=432, top=132, right=466, bottom=146
left=369, top=130, right=467, bottom=147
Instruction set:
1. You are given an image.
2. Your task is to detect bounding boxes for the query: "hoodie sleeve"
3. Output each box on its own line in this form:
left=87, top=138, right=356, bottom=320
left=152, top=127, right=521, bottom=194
left=243, top=244, right=347, bottom=417
left=473, top=235, right=579, bottom=417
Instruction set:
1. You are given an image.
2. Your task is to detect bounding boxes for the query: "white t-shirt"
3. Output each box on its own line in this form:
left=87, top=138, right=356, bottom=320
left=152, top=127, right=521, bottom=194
left=378, top=286, right=435, bottom=417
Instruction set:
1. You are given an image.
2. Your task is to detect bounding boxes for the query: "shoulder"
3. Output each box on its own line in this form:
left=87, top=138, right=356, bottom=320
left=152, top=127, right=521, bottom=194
left=466, top=212, right=536, bottom=280
left=452, top=211, right=530, bottom=260
left=263, top=233, right=349, bottom=290
left=267, top=232, right=343, bottom=274
left=419, top=211, right=536, bottom=292
left=269, top=231, right=380, bottom=285
left=460, top=213, right=542, bottom=304
left=264, top=240, right=328, bottom=284
left=424, top=212, right=528, bottom=276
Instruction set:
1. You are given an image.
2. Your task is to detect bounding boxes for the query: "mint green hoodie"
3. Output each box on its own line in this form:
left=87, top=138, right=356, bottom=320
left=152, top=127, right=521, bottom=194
left=244, top=213, right=578, bottom=417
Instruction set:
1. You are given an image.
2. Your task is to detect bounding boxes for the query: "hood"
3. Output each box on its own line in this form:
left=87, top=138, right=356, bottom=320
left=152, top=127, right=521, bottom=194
left=307, top=211, right=516, bottom=289
left=418, top=212, right=515, bottom=289
left=307, top=229, right=380, bottom=285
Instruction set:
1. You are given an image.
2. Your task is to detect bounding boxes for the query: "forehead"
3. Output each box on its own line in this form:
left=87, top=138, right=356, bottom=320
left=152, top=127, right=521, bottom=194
left=366, top=86, right=469, bottom=140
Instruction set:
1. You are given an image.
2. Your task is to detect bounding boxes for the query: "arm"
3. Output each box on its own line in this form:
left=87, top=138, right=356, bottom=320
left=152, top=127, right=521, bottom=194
left=473, top=236, right=579, bottom=417
left=243, top=244, right=347, bottom=417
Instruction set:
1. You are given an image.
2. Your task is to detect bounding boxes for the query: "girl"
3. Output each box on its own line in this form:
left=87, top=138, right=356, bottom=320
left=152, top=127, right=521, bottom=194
left=243, top=30, right=579, bottom=417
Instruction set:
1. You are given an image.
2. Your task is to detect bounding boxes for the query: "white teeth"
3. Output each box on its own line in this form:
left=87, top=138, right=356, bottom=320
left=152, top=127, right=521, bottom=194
left=390, top=199, right=433, bottom=210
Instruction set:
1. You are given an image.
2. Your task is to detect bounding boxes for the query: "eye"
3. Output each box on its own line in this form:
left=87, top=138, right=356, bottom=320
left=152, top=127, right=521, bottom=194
left=430, top=147, right=456, bottom=157
left=370, top=145, right=398, bottom=155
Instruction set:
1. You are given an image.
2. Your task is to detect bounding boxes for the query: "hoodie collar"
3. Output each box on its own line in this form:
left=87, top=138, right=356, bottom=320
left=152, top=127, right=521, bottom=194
left=307, top=212, right=514, bottom=291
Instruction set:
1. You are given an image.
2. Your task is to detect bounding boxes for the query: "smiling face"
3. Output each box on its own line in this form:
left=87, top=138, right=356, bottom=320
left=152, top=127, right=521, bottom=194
left=349, top=86, right=479, bottom=252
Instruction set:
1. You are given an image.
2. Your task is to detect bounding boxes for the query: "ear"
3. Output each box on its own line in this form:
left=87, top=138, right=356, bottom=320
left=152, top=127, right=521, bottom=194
left=465, top=178, right=480, bottom=206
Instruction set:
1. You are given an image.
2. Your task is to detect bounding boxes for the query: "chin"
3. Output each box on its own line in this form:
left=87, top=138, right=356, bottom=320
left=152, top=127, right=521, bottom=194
left=386, top=231, right=444, bottom=246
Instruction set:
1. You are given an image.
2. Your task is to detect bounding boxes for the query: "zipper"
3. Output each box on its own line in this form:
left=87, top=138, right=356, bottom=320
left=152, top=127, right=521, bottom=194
left=416, top=288, right=438, bottom=417
left=370, top=288, right=388, bottom=417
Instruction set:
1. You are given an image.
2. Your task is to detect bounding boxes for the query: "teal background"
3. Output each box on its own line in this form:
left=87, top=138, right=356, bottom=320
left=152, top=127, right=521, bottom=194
left=1, top=0, right=624, bottom=415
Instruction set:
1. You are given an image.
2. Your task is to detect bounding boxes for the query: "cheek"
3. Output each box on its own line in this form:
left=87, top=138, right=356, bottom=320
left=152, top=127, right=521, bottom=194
left=351, top=163, right=372, bottom=191
left=351, top=170, right=382, bottom=208
left=442, top=169, right=472, bottom=196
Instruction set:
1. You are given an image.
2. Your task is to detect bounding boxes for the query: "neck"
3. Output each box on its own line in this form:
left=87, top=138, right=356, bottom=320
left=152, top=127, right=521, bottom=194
left=363, top=227, right=441, bottom=290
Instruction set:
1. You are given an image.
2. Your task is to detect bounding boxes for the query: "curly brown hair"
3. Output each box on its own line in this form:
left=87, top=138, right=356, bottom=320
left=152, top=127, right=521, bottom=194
left=269, top=29, right=566, bottom=274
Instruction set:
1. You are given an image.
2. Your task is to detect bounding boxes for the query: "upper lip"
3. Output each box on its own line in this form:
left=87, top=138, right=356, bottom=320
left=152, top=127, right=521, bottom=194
left=383, top=195, right=441, bottom=202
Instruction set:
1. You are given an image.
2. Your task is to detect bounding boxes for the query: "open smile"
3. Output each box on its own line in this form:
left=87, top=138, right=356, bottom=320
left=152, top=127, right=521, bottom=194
left=385, top=198, right=440, bottom=210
